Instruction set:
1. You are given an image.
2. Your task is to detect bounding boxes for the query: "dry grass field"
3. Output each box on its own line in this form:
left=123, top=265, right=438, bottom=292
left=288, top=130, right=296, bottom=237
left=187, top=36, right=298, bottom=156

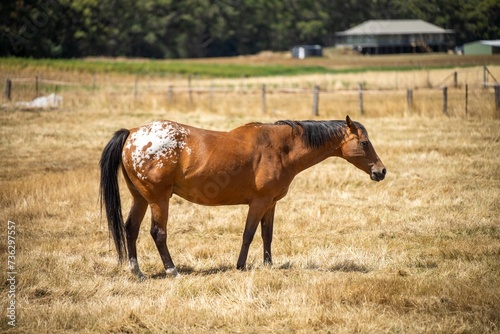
left=1, top=63, right=500, bottom=333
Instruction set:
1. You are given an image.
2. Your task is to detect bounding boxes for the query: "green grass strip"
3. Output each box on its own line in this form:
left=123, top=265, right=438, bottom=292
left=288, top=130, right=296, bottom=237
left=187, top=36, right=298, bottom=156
left=0, top=57, right=485, bottom=78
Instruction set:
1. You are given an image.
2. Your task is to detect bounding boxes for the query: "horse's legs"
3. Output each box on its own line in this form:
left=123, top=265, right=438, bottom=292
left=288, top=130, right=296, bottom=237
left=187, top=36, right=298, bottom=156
left=125, top=194, right=148, bottom=281
left=150, top=198, right=178, bottom=277
left=261, top=203, right=276, bottom=266
left=236, top=201, right=271, bottom=270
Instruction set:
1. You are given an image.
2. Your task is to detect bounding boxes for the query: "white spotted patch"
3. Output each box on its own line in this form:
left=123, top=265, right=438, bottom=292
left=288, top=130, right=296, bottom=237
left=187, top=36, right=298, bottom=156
left=124, top=121, right=190, bottom=180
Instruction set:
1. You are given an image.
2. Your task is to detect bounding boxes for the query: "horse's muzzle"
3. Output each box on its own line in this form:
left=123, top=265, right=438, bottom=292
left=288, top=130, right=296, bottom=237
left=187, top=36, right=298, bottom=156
left=370, top=167, right=386, bottom=182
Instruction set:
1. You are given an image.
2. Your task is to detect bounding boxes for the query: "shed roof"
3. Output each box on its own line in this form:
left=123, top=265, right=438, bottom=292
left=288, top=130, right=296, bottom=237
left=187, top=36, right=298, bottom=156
left=477, top=40, right=500, bottom=47
left=336, top=19, right=454, bottom=36
left=463, top=40, right=500, bottom=47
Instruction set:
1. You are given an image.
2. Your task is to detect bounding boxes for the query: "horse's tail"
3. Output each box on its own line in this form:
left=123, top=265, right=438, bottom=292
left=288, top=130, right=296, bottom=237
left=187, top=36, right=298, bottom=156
left=99, top=129, right=130, bottom=264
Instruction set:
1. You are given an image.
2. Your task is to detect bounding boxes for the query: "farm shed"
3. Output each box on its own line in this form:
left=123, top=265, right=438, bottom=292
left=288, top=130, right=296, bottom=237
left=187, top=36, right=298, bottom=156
left=335, top=19, right=454, bottom=54
left=291, top=45, right=323, bottom=59
left=463, top=40, right=500, bottom=55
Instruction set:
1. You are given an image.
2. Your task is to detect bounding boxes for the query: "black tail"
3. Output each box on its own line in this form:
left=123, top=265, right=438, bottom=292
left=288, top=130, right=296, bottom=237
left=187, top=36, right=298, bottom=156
left=99, top=129, right=130, bottom=264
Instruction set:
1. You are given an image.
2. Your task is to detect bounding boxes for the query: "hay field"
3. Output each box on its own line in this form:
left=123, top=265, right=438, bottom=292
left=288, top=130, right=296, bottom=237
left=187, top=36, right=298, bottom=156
left=1, top=67, right=500, bottom=333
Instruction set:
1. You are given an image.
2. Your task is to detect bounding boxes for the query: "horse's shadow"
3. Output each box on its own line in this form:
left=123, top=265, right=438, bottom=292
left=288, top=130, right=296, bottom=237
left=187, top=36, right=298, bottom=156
left=150, top=261, right=371, bottom=279
left=149, top=260, right=370, bottom=279
left=150, top=264, right=234, bottom=279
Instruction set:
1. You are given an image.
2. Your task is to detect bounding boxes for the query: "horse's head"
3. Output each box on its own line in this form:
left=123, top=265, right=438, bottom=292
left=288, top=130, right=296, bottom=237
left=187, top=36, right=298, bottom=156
left=340, top=116, right=386, bottom=182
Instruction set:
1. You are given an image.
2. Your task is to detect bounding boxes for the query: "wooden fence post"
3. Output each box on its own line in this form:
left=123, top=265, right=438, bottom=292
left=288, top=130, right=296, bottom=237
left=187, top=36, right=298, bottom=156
left=5, top=78, right=12, bottom=101
left=407, top=88, right=413, bottom=113
left=495, top=84, right=500, bottom=116
left=312, top=85, right=320, bottom=116
left=465, top=84, right=468, bottom=117
left=483, top=65, right=487, bottom=89
left=454, top=71, right=458, bottom=88
left=209, top=81, right=214, bottom=113
left=167, top=85, right=173, bottom=106
left=261, top=84, right=266, bottom=114
left=443, top=86, right=448, bottom=115
left=188, top=75, right=193, bottom=106
left=36, top=75, right=39, bottom=97
left=134, top=76, right=138, bottom=100
left=358, top=82, right=364, bottom=116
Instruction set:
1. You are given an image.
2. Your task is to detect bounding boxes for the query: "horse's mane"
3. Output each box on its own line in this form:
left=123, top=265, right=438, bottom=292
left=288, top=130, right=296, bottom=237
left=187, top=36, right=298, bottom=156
left=275, top=120, right=367, bottom=149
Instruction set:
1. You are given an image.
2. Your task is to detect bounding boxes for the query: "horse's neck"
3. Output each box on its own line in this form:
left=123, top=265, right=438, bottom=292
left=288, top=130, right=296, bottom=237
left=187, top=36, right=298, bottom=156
left=285, top=132, right=342, bottom=174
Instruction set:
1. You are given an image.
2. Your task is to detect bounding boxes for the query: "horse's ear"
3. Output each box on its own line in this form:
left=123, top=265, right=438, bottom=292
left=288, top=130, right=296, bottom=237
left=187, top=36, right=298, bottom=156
left=346, top=115, right=358, bottom=133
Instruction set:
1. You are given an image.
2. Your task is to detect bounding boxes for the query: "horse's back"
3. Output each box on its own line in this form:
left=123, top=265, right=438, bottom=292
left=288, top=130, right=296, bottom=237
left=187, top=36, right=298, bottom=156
left=121, top=120, right=291, bottom=205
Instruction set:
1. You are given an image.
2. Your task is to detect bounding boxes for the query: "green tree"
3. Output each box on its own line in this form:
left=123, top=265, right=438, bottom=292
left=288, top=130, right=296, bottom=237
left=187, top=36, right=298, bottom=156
left=1, top=0, right=498, bottom=58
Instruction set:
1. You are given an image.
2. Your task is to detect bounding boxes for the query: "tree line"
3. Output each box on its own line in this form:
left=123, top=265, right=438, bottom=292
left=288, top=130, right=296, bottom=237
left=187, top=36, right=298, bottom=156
left=1, top=0, right=498, bottom=59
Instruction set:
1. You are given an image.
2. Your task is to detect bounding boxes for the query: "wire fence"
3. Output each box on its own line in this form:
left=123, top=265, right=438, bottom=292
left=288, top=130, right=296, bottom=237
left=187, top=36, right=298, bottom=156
left=3, top=66, right=500, bottom=118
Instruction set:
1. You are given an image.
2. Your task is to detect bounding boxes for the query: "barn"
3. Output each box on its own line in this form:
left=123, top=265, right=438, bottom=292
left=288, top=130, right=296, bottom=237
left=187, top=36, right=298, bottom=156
left=463, top=40, right=500, bottom=55
left=335, top=19, right=455, bottom=54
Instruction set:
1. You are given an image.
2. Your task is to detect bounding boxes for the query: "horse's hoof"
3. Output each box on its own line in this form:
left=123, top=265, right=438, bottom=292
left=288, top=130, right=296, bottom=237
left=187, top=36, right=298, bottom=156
left=263, top=260, right=273, bottom=266
left=138, top=273, right=148, bottom=282
left=165, top=267, right=180, bottom=278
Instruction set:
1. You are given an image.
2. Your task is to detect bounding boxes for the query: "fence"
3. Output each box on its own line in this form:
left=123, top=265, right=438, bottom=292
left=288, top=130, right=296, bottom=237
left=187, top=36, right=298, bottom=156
left=3, top=66, right=500, bottom=118
left=137, top=80, right=500, bottom=118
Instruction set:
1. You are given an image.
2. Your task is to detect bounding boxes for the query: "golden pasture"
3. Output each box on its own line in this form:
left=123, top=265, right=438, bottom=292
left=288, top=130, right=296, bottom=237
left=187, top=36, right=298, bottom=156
left=1, top=64, right=499, bottom=333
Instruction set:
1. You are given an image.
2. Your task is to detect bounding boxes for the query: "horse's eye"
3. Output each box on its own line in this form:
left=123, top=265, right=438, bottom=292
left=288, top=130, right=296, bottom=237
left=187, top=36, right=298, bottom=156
left=361, top=141, right=369, bottom=149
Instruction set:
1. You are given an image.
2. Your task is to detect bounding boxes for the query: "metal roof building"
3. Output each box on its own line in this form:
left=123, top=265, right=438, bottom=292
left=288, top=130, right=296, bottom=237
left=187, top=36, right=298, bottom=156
left=335, top=19, right=455, bottom=54
left=463, top=40, right=500, bottom=55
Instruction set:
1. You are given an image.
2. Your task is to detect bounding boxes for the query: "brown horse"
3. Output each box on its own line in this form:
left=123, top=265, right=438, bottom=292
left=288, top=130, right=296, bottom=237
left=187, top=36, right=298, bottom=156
left=100, top=115, right=386, bottom=280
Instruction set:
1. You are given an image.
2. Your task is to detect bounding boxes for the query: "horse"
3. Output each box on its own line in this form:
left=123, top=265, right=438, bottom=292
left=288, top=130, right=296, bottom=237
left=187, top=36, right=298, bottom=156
left=99, top=115, right=386, bottom=280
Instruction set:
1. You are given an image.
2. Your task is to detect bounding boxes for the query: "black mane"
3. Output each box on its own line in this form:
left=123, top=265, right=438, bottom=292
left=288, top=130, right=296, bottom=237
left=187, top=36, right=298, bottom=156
left=275, top=120, right=367, bottom=148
